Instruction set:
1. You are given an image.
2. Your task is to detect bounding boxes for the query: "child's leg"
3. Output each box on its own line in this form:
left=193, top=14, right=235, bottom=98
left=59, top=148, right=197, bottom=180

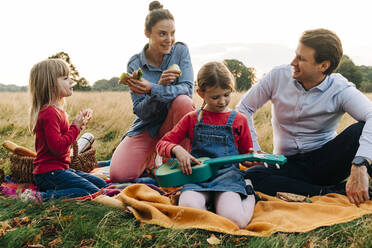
left=178, top=190, right=210, bottom=210
left=110, top=131, right=158, bottom=182
left=34, top=170, right=100, bottom=201
left=35, top=170, right=102, bottom=193
left=41, top=188, right=89, bottom=201
left=215, top=191, right=255, bottom=229
left=72, top=169, right=107, bottom=188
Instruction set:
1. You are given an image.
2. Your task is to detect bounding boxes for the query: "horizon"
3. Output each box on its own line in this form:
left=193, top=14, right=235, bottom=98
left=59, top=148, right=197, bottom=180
left=1, top=0, right=372, bottom=86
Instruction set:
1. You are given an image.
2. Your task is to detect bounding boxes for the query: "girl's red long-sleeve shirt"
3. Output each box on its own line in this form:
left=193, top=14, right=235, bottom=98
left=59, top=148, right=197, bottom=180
left=33, top=106, right=81, bottom=174
left=156, top=110, right=253, bottom=158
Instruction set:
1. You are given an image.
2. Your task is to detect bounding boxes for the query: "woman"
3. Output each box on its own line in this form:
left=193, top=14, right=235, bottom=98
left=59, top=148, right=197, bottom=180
left=110, top=1, right=195, bottom=182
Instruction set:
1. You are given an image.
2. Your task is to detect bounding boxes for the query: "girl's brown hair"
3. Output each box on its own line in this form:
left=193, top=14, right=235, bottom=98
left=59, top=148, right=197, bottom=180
left=28, top=59, right=70, bottom=134
left=197, top=61, right=235, bottom=92
left=145, top=1, right=174, bottom=34
left=196, top=61, right=235, bottom=109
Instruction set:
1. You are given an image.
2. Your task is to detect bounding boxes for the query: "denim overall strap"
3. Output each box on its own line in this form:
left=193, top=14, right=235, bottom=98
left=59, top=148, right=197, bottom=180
left=196, top=109, right=203, bottom=123
left=225, top=110, right=237, bottom=127
left=184, top=110, right=247, bottom=195
left=191, top=110, right=239, bottom=159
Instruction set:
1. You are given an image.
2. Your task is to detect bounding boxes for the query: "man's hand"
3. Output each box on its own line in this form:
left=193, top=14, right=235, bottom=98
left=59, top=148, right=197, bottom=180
left=172, top=145, right=200, bottom=175
left=346, top=165, right=370, bottom=205
left=127, top=78, right=152, bottom=94
left=240, top=148, right=281, bottom=168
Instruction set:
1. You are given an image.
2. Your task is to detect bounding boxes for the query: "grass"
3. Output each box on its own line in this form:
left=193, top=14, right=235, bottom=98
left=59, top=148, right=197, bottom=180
left=0, top=91, right=371, bottom=247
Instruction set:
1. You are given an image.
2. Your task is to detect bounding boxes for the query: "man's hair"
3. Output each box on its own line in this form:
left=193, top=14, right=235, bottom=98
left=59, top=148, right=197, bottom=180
left=300, top=28, right=343, bottom=75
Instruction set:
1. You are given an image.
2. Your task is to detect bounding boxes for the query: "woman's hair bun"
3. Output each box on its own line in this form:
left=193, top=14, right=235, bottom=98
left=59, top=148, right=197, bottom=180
left=149, top=1, right=163, bottom=11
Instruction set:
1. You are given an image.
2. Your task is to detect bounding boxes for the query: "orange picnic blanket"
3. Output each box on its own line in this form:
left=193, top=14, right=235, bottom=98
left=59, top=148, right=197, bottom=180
left=93, top=184, right=372, bottom=236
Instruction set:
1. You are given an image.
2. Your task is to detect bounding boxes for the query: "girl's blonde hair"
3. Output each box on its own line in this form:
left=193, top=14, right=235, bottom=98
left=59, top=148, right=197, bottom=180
left=196, top=61, right=235, bottom=108
left=28, top=59, right=70, bottom=134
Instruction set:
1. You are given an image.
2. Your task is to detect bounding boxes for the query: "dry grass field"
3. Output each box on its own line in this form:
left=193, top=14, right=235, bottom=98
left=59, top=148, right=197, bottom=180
left=0, top=91, right=361, bottom=172
left=1, top=91, right=372, bottom=247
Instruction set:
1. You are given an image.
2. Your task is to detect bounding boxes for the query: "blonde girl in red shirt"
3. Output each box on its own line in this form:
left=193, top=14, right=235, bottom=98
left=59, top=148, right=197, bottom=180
left=23, top=59, right=106, bottom=202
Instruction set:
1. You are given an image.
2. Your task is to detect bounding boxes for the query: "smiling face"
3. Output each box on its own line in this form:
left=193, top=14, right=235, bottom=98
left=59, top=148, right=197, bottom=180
left=198, top=86, right=232, bottom=113
left=290, top=42, right=329, bottom=88
left=57, top=75, right=74, bottom=98
left=146, top=19, right=175, bottom=56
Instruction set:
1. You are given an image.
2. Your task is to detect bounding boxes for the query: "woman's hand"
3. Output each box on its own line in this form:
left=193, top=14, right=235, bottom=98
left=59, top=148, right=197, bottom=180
left=72, top=109, right=93, bottom=129
left=157, top=69, right=180, bottom=86
left=172, top=145, right=200, bottom=175
left=127, top=78, right=152, bottom=94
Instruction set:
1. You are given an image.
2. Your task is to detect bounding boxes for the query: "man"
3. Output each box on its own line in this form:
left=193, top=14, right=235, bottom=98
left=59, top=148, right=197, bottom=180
left=237, top=28, right=372, bottom=205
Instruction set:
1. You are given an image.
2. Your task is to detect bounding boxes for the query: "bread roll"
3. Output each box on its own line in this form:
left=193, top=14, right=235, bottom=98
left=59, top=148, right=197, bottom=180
left=2, top=140, right=36, bottom=157
left=2, top=140, right=18, bottom=153
left=276, top=192, right=311, bottom=202
left=14, top=147, right=37, bottom=158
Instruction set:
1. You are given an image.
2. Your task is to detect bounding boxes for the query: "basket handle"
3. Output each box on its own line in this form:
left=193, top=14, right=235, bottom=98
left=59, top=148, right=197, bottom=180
left=71, top=140, right=79, bottom=160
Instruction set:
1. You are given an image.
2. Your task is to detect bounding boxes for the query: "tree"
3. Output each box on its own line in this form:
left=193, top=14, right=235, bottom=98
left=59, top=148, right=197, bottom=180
left=359, top=65, right=372, bottom=82
left=335, top=55, right=363, bottom=89
left=92, top=77, right=129, bottom=91
left=49, top=52, right=91, bottom=91
left=224, top=59, right=256, bottom=91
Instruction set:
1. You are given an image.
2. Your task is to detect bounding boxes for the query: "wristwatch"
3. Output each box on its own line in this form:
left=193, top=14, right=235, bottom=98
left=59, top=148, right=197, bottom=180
left=352, top=156, right=372, bottom=177
left=352, top=156, right=370, bottom=167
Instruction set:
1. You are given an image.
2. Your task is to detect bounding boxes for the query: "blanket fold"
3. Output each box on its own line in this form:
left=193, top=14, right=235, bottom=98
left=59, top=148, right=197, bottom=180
left=94, top=184, right=372, bottom=236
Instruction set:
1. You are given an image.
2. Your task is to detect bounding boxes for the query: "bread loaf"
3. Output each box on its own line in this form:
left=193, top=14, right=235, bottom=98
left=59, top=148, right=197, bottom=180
left=3, top=140, right=36, bottom=157
left=14, top=147, right=37, bottom=158
left=276, top=192, right=312, bottom=203
left=2, top=140, right=18, bottom=153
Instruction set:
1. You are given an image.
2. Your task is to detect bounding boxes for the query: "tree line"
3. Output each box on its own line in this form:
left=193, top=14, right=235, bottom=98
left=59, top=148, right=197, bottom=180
left=2, top=52, right=372, bottom=92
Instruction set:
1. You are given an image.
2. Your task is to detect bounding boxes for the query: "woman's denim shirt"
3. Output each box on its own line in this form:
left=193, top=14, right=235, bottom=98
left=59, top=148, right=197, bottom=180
left=125, top=42, right=194, bottom=138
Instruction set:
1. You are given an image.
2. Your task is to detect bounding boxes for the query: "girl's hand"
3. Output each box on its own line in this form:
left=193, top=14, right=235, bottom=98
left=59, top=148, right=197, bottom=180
left=82, top=108, right=93, bottom=121
left=157, top=69, right=180, bottom=86
left=72, top=109, right=93, bottom=129
left=172, top=145, right=200, bottom=175
left=127, top=78, right=152, bottom=94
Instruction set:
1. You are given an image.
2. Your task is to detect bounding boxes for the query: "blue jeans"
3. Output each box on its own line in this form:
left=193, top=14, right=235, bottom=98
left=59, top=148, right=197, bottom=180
left=33, top=169, right=107, bottom=201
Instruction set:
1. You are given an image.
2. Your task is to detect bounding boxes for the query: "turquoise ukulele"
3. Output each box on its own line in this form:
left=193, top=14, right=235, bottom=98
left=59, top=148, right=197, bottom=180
left=155, top=153, right=287, bottom=187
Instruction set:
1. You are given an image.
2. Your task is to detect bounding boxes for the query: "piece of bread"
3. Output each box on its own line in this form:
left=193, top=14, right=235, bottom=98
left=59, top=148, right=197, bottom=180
left=2, top=140, right=18, bottom=153
left=276, top=192, right=311, bottom=203
left=118, top=68, right=143, bottom=85
left=2, top=140, right=36, bottom=157
left=14, top=147, right=37, bottom=158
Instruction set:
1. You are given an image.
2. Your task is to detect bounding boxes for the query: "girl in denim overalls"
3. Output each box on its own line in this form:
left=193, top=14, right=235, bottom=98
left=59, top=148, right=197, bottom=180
left=156, top=61, right=256, bottom=228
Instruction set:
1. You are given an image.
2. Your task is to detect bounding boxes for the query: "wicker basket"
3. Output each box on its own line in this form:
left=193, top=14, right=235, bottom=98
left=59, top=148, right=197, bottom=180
left=9, top=140, right=97, bottom=183
left=70, top=141, right=97, bottom=173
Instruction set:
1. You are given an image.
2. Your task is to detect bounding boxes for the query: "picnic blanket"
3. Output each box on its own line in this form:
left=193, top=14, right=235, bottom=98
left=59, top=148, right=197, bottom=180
left=93, top=184, right=372, bottom=236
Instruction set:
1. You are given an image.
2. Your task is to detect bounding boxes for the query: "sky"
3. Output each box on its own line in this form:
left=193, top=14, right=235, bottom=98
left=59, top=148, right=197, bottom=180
left=1, top=0, right=371, bottom=86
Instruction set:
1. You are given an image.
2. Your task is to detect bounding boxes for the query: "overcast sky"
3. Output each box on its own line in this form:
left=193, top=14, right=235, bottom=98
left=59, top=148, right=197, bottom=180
left=1, top=0, right=371, bottom=86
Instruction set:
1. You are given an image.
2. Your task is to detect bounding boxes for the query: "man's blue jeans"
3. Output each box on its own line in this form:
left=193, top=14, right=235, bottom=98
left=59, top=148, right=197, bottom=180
left=33, top=168, right=107, bottom=201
